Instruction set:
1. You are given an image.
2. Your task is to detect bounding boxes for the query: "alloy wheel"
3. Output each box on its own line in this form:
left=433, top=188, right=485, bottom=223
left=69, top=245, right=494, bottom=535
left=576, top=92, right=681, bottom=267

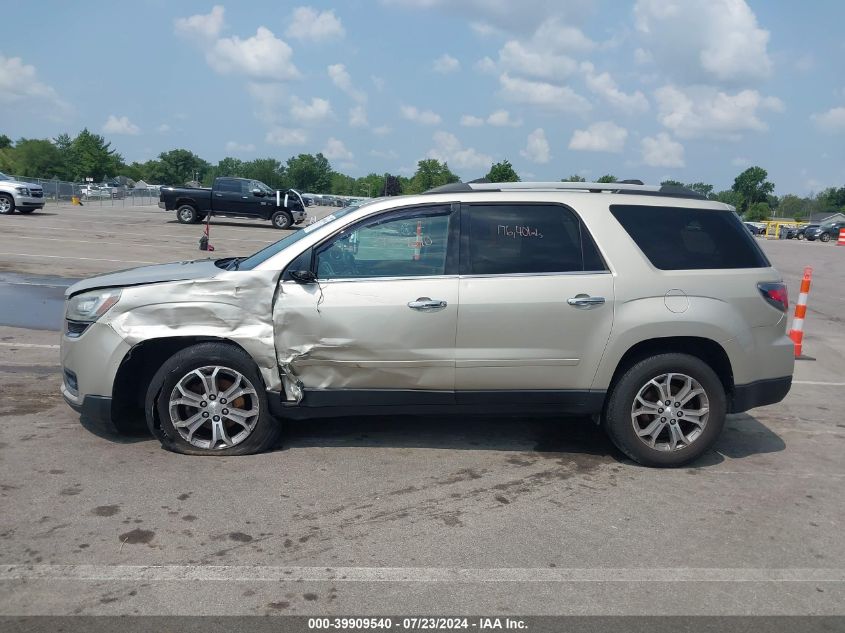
left=168, top=365, right=260, bottom=450
left=630, top=373, right=710, bottom=452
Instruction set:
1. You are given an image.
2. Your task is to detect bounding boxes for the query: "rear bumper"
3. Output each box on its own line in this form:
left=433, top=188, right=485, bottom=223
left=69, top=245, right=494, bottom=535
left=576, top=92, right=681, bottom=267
left=730, top=376, right=791, bottom=413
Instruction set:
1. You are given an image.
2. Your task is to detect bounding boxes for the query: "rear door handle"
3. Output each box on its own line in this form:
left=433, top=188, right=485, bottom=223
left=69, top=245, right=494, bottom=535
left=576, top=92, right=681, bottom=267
left=408, top=297, right=448, bottom=310
left=567, top=295, right=606, bottom=307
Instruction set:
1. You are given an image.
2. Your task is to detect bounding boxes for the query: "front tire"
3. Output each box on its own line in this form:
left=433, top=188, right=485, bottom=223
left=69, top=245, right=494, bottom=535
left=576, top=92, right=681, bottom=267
left=145, top=343, right=281, bottom=456
left=271, top=210, right=293, bottom=229
left=17, top=208, right=35, bottom=214
left=603, top=353, right=726, bottom=467
left=797, top=233, right=805, bottom=240
left=177, top=205, right=199, bottom=224
left=0, top=194, right=14, bottom=214
left=820, top=233, right=831, bottom=243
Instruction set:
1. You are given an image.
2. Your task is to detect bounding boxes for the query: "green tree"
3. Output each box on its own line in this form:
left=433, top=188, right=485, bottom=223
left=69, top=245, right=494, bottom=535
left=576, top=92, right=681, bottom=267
left=485, top=159, right=520, bottom=183
left=382, top=174, right=401, bottom=196
left=68, top=129, right=123, bottom=181
left=816, top=186, right=845, bottom=213
left=660, top=179, right=683, bottom=187
left=243, top=158, right=286, bottom=189
left=6, top=138, right=64, bottom=178
left=744, top=201, right=772, bottom=222
left=286, top=153, right=333, bottom=192
left=356, top=173, right=385, bottom=198
left=330, top=172, right=355, bottom=195
left=777, top=194, right=807, bottom=219
left=0, top=134, right=12, bottom=149
left=562, top=174, right=586, bottom=182
left=687, top=182, right=713, bottom=198
left=732, top=166, right=774, bottom=214
left=711, top=189, right=743, bottom=207
left=147, top=149, right=209, bottom=185
left=596, top=174, right=617, bottom=183
left=407, top=159, right=459, bottom=193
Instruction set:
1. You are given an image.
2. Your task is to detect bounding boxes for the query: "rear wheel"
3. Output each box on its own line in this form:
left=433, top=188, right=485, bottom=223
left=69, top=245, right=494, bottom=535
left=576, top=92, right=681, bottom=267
left=797, top=233, right=805, bottom=240
left=145, top=343, right=281, bottom=456
left=603, top=353, right=726, bottom=467
left=0, top=194, right=14, bottom=214
left=271, top=210, right=293, bottom=230
left=177, top=205, right=199, bottom=224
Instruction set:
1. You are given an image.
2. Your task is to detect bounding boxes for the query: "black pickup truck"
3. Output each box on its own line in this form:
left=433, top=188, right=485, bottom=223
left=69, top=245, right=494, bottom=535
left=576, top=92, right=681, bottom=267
left=159, top=177, right=308, bottom=229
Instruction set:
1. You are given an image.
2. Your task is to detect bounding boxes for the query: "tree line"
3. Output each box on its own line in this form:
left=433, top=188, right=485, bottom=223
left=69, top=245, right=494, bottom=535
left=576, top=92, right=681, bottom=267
left=1, top=131, right=842, bottom=219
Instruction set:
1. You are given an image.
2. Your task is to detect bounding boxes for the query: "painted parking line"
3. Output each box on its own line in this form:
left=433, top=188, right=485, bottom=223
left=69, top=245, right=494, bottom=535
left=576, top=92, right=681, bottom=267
left=1, top=565, right=844, bottom=583
left=0, top=342, right=59, bottom=349
left=792, top=380, right=845, bottom=386
left=0, top=224, right=278, bottom=243
left=0, top=252, right=155, bottom=264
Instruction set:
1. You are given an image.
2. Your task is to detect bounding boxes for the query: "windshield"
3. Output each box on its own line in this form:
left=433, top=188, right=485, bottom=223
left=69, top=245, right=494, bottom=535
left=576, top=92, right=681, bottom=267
left=254, top=180, right=275, bottom=194
left=236, top=205, right=361, bottom=270
left=0, top=171, right=11, bottom=181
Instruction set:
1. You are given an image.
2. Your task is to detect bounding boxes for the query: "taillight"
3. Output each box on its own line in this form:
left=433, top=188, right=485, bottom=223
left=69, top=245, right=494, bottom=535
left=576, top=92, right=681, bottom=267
left=758, top=282, right=788, bottom=312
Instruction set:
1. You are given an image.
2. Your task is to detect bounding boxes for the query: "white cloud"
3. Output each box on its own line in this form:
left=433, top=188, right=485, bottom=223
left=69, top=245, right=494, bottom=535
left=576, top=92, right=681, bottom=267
left=426, top=131, right=492, bottom=172
left=285, top=6, right=345, bottom=41
left=531, top=19, right=596, bottom=53
left=498, top=40, right=577, bottom=81
left=323, top=137, right=354, bottom=161
left=461, top=110, right=522, bottom=127
left=400, top=105, right=442, bottom=125
left=290, top=96, right=333, bottom=124
left=475, top=56, right=497, bottom=74
left=206, top=27, right=300, bottom=81
left=265, top=127, right=308, bottom=146
left=371, top=75, right=385, bottom=91
left=731, top=156, right=750, bottom=167
left=568, top=121, right=628, bottom=153
left=102, top=115, right=140, bottom=135
left=634, top=48, right=653, bottom=65
left=370, top=149, right=399, bottom=159
left=225, top=141, right=256, bottom=152
left=634, top=0, right=772, bottom=83
left=811, top=107, right=845, bottom=133
left=433, top=54, right=460, bottom=73
left=520, top=128, right=551, bottom=164
left=372, top=125, right=391, bottom=136
left=328, top=64, right=366, bottom=103
left=157, top=124, right=171, bottom=133
left=655, top=85, right=784, bottom=140
left=499, top=73, right=591, bottom=113
left=582, top=62, right=649, bottom=113
left=640, top=133, right=685, bottom=167
left=0, top=55, right=66, bottom=109
left=461, top=115, right=484, bottom=127
left=349, top=105, right=368, bottom=128
left=174, top=5, right=225, bottom=40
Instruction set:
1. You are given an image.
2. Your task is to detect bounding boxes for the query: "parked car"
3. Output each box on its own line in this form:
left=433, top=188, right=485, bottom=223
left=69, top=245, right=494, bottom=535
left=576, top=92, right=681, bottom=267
left=805, top=221, right=845, bottom=242
left=61, top=180, right=793, bottom=466
left=0, top=171, right=45, bottom=214
left=794, top=224, right=818, bottom=240
left=158, top=177, right=307, bottom=229
left=743, top=222, right=764, bottom=235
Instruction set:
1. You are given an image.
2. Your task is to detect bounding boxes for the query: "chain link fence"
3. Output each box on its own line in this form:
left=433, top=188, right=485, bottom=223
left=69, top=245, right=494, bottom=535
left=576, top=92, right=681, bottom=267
left=6, top=175, right=161, bottom=206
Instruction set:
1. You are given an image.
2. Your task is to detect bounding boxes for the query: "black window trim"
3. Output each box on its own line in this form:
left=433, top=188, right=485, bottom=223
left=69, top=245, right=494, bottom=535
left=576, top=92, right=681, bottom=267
left=297, top=201, right=460, bottom=281
left=459, top=201, right=610, bottom=277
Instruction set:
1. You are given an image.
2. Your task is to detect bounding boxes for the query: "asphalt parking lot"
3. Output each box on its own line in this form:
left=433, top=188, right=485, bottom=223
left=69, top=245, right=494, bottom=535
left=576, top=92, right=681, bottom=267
left=0, top=203, right=843, bottom=616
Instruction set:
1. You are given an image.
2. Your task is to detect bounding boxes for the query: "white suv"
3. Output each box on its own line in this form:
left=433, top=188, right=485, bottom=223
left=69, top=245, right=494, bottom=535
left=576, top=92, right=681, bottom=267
left=0, top=171, right=45, bottom=214
left=60, top=181, right=793, bottom=466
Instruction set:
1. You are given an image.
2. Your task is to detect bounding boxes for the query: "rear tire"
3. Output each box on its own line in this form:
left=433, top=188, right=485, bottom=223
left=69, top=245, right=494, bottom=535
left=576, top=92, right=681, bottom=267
left=271, top=210, right=293, bottom=230
left=145, top=342, right=281, bottom=456
left=797, top=233, right=805, bottom=240
left=0, top=194, right=14, bottom=214
left=177, top=205, right=199, bottom=224
left=603, top=353, right=726, bottom=467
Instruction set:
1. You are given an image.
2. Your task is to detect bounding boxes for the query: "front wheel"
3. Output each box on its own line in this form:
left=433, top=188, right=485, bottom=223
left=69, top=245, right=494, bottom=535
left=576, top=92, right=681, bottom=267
left=145, top=343, right=281, bottom=456
left=177, top=205, right=199, bottom=224
left=797, top=233, right=805, bottom=240
left=271, top=210, right=293, bottom=229
left=0, top=194, right=14, bottom=214
left=17, top=208, right=35, bottom=214
left=820, top=233, right=831, bottom=243
left=603, top=353, right=726, bottom=467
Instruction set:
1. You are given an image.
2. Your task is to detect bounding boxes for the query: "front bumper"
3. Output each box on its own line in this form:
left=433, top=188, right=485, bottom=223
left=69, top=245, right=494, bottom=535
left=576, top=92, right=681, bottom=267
left=293, top=209, right=307, bottom=224
left=14, top=194, right=45, bottom=209
left=158, top=201, right=165, bottom=209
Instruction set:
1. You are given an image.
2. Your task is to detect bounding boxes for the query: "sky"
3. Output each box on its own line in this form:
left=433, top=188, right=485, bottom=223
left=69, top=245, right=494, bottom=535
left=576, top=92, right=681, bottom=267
left=1, top=0, right=844, bottom=195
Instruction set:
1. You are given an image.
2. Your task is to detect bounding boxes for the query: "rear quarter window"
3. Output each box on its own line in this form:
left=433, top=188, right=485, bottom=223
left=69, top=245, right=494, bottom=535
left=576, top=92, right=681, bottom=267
left=610, top=204, right=770, bottom=270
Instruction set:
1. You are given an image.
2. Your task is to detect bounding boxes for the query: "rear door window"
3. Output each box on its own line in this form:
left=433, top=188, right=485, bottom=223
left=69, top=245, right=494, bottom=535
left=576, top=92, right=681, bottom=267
left=463, top=203, right=607, bottom=275
left=610, top=205, right=770, bottom=270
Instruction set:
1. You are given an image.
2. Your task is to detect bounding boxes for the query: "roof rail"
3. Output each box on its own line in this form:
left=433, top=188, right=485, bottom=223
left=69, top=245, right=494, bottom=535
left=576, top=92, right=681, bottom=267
left=423, top=180, right=706, bottom=200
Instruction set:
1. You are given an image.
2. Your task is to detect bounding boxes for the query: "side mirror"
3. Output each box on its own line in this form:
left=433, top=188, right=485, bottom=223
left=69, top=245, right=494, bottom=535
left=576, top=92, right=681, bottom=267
left=290, top=269, right=317, bottom=284
left=252, top=188, right=263, bottom=196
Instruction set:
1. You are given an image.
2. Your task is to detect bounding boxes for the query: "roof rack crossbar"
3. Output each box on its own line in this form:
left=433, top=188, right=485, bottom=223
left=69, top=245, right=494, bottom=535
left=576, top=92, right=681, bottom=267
left=423, top=181, right=706, bottom=199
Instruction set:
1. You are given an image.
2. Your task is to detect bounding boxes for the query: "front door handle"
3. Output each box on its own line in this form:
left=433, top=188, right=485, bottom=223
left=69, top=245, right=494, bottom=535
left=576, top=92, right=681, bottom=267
left=567, top=295, right=606, bottom=307
left=408, top=297, right=448, bottom=310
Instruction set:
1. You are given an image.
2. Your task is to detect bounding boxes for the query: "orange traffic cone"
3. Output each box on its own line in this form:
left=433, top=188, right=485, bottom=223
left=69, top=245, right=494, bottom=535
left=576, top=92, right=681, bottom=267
left=788, top=266, right=812, bottom=358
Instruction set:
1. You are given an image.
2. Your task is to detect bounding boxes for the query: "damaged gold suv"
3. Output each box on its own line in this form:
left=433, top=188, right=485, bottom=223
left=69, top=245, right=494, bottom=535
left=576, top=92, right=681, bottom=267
left=61, top=181, right=794, bottom=466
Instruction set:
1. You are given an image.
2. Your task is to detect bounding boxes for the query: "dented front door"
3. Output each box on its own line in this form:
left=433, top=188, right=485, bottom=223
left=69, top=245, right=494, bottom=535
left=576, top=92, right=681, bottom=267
left=272, top=204, right=459, bottom=398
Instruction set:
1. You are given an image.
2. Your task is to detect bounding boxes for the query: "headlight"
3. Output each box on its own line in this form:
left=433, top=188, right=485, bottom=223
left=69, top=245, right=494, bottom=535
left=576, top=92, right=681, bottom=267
left=66, top=289, right=122, bottom=322
left=15, top=186, right=29, bottom=195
